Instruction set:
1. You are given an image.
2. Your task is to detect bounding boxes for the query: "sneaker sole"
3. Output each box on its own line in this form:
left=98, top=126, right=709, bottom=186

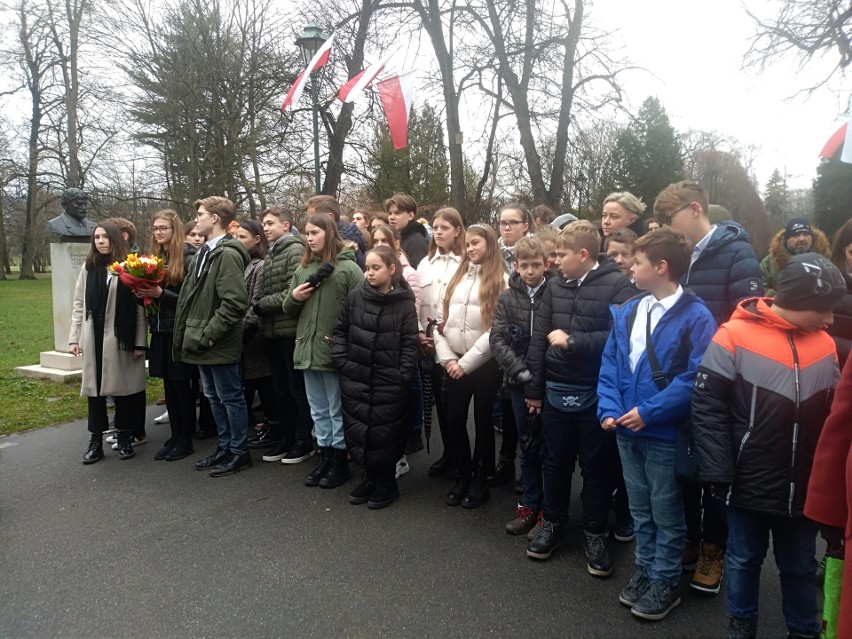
left=618, top=594, right=638, bottom=607
left=281, top=451, right=315, bottom=465
left=526, top=545, right=558, bottom=560
left=690, top=580, right=722, bottom=594
left=263, top=452, right=288, bottom=462
left=368, top=491, right=399, bottom=509
left=209, top=463, right=253, bottom=477
left=587, top=564, right=613, bottom=577
left=614, top=532, right=636, bottom=542
left=630, top=596, right=681, bottom=621
left=349, top=495, right=370, bottom=505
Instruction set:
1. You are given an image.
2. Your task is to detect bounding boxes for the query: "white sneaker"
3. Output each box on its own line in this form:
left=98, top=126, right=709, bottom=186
left=395, top=455, right=410, bottom=479
left=110, top=435, right=148, bottom=450
left=105, top=434, right=118, bottom=444
left=154, top=411, right=170, bottom=424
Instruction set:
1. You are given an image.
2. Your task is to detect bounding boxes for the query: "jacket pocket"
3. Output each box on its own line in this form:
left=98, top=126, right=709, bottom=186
left=182, top=318, right=208, bottom=353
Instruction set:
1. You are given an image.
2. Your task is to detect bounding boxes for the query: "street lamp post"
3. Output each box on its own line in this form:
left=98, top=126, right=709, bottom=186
left=295, top=23, right=328, bottom=195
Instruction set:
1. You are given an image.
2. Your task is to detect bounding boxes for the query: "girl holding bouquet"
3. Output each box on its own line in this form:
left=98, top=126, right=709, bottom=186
left=136, top=210, right=199, bottom=461
left=70, top=221, right=148, bottom=464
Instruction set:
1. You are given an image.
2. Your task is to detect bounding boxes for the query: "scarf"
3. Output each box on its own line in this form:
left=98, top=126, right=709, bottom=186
left=85, top=258, right=138, bottom=352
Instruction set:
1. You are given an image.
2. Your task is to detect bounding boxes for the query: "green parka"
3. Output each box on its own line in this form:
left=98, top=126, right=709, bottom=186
left=283, top=247, right=363, bottom=372
left=173, top=235, right=250, bottom=365
left=255, top=234, right=306, bottom=339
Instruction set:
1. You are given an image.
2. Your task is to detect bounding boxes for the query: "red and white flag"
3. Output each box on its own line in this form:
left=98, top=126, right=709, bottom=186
left=377, top=71, right=416, bottom=150
left=338, top=48, right=399, bottom=103
left=281, top=32, right=336, bottom=111
left=819, top=101, right=852, bottom=163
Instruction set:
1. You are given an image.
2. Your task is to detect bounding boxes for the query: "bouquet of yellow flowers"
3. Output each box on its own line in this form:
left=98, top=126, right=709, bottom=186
left=110, top=253, right=166, bottom=315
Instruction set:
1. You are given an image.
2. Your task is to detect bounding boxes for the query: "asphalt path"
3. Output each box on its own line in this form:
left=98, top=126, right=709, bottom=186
left=1, top=406, right=795, bottom=638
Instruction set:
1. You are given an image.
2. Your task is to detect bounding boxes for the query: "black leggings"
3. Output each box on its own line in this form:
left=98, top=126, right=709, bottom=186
left=164, top=379, right=196, bottom=445
left=445, top=359, right=502, bottom=478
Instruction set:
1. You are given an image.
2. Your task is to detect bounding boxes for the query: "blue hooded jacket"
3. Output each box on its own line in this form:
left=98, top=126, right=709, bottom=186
left=597, top=291, right=717, bottom=442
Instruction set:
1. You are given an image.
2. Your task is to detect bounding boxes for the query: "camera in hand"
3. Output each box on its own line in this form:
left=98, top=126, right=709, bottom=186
left=307, top=263, right=335, bottom=289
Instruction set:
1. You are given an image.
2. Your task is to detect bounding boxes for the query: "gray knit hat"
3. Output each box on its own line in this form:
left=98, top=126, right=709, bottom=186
left=775, top=253, right=846, bottom=312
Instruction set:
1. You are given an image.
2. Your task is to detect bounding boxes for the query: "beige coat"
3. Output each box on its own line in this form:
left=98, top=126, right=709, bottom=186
left=69, top=266, right=148, bottom=397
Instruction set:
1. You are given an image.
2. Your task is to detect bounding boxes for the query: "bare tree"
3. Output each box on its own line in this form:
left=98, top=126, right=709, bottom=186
left=745, top=0, right=852, bottom=88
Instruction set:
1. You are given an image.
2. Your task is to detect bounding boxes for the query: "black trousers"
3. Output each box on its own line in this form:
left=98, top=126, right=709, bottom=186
left=243, top=375, right=279, bottom=427
left=684, top=480, right=728, bottom=546
left=499, top=388, right=518, bottom=460
left=88, top=391, right=146, bottom=435
left=164, top=379, right=196, bottom=445
left=265, top=337, right=313, bottom=447
left=445, top=359, right=502, bottom=478
left=540, top=400, right=614, bottom=533
left=191, top=379, right=215, bottom=435
left=430, top=362, right=450, bottom=448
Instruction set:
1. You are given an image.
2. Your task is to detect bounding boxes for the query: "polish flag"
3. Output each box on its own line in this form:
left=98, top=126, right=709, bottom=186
left=338, top=48, right=399, bottom=103
left=281, top=32, right=336, bottom=111
left=377, top=71, right=416, bottom=150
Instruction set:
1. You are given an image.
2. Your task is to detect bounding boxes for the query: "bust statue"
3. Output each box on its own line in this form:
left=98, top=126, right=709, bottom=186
left=45, top=188, right=97, bottom=242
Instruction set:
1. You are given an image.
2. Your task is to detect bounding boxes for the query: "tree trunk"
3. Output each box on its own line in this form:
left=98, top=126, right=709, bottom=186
left=0, top=190, right=7, bottom=279
left=415, top=0, right=466, bottom=216
left=20, top=94, right=41, bottom=281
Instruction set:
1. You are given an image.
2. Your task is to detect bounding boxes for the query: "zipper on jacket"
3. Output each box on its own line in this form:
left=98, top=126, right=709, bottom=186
left=735, top=385, right=758, bottom=466
left=786, top=331, right=801, bottom=516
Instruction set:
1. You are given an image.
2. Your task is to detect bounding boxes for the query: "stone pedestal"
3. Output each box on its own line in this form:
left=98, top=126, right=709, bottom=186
left=15, top=243, right=87, bottom=384
left=50, top=242, right=89, bottom=352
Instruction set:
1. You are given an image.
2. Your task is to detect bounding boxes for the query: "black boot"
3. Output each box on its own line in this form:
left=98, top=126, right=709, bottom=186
left=319, top=448, right=352, bottom=489
left=368, top=476, right=400, bottom=509
left=304, top=447, right=334, bottom=487
left=462, top=474, right=490, bottom=509
left=428, top=451, right=452, bottom=477
left=82, top=434, right=104, bottom=465
left=116, top=431, right=135, bottom=460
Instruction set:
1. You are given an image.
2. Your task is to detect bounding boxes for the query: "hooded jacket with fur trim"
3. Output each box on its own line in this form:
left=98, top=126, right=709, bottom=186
left=760, top=227, right=830, bottom=297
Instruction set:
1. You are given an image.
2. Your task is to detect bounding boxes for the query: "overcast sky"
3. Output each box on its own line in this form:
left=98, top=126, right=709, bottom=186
left=600, top=0, right=847, bottom=190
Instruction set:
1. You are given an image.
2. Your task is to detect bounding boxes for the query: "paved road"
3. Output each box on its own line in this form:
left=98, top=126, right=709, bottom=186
left=1, top=408, right=794, bottom=638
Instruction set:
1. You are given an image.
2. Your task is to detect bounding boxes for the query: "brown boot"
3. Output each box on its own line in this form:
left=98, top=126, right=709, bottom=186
left=505, top=505, right=538, bottom=535
left=691, top=541, right=724, bottom=594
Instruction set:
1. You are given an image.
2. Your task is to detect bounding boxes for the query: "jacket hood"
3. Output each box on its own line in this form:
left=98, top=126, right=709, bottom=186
left=401, top=220, right=428, bottom=239
left=768, top=227, right=831, bottom=270
left=508, top=269, right=554, bottom=293
left=706, top=221, right=751, bottom=253
left=276, top=234, right=306, bottom=250
left=216, top=235, right=251, bottom=267
left=360, top=277, right=415, bottom=304
left=731, top=297, right=802, bottom=332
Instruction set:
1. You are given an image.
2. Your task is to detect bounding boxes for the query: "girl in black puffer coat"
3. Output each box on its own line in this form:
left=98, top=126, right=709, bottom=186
left=332, top=246, right=419, bottom=509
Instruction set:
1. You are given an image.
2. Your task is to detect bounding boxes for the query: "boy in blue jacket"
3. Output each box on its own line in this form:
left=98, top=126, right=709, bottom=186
left=598, top=227, right=716, bottom=621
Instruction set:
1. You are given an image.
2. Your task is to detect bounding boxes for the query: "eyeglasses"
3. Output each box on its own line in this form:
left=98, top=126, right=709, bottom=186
left=151, top=226, right=172, bottom=233
left=659, top=204, right=691, bottom=225
left=499, top=220, right=525, bottom=229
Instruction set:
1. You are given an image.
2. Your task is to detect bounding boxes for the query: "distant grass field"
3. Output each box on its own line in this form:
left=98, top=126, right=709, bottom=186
left=0, top=274, right=163, bottom=435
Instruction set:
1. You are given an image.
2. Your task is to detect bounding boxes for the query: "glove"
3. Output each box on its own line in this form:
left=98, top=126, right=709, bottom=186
left=252, top=302, right=264, bottom=317
left=307, top=263, right=335, bottom=288
left=820, top=525, right=845, bottom=557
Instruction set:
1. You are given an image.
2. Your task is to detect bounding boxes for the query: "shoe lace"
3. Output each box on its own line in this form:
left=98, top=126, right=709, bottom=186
left=696, top=548, right=720, bottom=576
left=585, top=531, right=606, bottom=554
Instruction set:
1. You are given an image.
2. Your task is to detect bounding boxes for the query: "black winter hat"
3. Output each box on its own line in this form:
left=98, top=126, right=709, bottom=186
left=784, top=217, right=813, bottom=241
left=775, top=253, right=846, bottom=312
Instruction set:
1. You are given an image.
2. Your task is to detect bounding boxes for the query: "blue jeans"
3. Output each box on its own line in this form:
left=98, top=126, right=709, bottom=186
left=303, top=370, right=345, bottom=450
left=617, top=435, right=684, bottom=587
left=198, top=363, right=249, bottom=456
left=725, top=506, right=820, bottom=637
left=511, top=388, right=542, bottom=511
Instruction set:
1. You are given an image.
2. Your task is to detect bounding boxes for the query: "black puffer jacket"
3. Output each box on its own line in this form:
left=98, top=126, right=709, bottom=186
left=684, top=221, right=763, bottom=325
left=332, top=280, right=419, bottom=469
left=148, top=243, right=197, bottom=334
left=255, top=234, right=305, bottom=339
left=526, top=256, right=634, bottom=398
left=400, top=221, right=430, bottom=270
left=490, top=271, right=553, bottom=385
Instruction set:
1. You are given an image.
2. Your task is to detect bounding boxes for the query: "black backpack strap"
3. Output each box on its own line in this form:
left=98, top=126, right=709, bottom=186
left=645, top=307, right=669, bottom=392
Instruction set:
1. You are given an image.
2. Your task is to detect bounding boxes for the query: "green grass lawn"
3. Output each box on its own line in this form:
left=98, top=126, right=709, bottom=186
left=0, top=274, right=163, bottom=435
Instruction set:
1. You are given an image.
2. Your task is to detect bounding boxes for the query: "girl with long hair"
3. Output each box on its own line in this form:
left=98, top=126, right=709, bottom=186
left=829, top=218, right=852, bottom=367
left=434, top=223, right=508, bottom=508
left=332, top=246, right=419, bottom=509
left=236, top=220, right=280, bottom=444
left=70, top=221, right=148, bottom=464
left=416, top=207, right=464, bottom=476
left=283, top=214, right=364, bottom=489
left=134, top=210, right=198, bottom=461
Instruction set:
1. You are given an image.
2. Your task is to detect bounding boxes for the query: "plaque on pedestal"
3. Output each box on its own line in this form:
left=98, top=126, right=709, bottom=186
left=51, top=242, right=89, bottom=353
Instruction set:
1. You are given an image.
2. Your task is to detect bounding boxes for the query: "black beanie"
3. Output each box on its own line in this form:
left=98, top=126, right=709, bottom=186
left=784, top=217, right=813, bottom=241
left=775, top=253, right=846, bottom=312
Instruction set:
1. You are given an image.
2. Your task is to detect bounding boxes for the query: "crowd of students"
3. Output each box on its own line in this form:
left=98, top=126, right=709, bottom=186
left=67, top=182, right=852, bottom=638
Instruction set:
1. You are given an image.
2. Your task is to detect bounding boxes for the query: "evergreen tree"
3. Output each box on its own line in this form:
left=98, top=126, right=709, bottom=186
left=368, top=103, right=450, bottom=209
left=601, top=97, right=683, bottom=209
left=812, top=157, right=852, bottom=238
left=763, top=168, right=788, bottom=222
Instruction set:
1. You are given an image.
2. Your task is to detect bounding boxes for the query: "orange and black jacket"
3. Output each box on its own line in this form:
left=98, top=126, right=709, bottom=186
left=692, top=298, right=840, bottom=517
